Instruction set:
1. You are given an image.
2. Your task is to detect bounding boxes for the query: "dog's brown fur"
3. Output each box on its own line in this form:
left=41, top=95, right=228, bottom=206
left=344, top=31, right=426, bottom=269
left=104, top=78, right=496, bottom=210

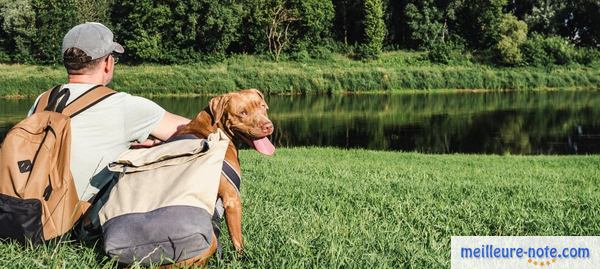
left=175, top=89, right=274, bottom=265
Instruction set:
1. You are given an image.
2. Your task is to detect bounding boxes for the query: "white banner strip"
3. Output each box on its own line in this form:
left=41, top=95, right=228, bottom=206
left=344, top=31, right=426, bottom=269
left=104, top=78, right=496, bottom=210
left=451, top=236, right=600, bottom=269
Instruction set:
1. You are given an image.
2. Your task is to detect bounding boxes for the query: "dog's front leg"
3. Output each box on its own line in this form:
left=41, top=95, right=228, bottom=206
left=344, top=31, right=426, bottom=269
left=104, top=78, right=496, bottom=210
left=219, top=175, right=244, bottom=255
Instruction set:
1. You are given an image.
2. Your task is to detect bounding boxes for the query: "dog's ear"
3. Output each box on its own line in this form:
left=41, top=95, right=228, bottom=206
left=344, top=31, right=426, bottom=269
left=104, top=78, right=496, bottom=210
left=209, top=94, right=231, bottom=125
left=248, top=88, right=264, bottom=100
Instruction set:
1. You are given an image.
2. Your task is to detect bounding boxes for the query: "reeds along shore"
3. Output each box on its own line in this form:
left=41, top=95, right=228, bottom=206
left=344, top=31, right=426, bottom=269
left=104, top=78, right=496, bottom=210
left=1, top=52, right=599, bottom=98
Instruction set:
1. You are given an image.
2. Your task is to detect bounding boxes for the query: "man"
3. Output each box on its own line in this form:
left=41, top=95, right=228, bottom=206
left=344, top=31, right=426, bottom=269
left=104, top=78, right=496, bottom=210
left=28, top=22, right=190, bottom=202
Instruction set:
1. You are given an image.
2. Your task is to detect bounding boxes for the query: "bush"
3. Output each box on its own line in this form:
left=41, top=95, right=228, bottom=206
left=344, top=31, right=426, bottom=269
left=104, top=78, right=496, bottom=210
left=494, top=14, right=527, bottom=65
left=427, top=40, right=467, bottom=64
left=575, top=47, right=600, bottom=66
left=521, top=35, right=552, bottom=66
left=521, top=34, right=577, bottom=66
left=543, top=36, right=576, bottom=65
left=0, top=49, right=10, bottom=63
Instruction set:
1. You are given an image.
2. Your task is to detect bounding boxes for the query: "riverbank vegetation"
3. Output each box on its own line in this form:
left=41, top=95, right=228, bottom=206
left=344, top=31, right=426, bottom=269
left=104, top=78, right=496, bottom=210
left=2, top=1, right=599, bottom=97
left=1, top=52, right=599, bottom=98
left=0, top=148, right=599, bottom=268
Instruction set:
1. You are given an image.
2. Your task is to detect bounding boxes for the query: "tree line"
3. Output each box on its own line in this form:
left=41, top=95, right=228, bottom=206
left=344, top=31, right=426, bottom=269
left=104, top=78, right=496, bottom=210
left=0, top=0, right=598, bottom=65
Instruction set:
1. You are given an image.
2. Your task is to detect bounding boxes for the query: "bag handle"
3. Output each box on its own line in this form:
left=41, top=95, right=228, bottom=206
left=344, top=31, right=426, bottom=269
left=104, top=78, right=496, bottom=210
left=34, top=85, right=117, bottom=117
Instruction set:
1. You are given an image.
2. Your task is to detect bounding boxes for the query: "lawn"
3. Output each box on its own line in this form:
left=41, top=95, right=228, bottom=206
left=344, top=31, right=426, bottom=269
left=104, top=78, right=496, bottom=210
left=0, top=148, right=598, bottom=268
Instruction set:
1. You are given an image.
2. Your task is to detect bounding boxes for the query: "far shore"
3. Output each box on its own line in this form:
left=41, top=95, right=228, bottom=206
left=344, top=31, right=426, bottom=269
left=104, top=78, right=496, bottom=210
left=1, top=52, right=599, bottom=98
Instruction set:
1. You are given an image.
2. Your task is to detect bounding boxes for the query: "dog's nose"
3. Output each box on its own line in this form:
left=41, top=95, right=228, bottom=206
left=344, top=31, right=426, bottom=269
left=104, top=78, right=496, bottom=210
left=261, top=122, right=274, bottom=135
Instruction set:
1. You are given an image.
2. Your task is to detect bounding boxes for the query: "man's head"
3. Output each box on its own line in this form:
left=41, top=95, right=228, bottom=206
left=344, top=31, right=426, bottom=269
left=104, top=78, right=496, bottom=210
left=62, top=22, right=124, bottom=84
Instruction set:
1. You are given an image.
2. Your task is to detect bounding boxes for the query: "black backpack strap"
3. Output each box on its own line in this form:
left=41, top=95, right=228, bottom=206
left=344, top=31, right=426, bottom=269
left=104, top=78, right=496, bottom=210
left=34, top=85, right=116, bottom=116
left=61, top=85, right=117, bottom=118
left=34, top=85, right=62, bottom=114
left=45, top=88, right=71, bottom=113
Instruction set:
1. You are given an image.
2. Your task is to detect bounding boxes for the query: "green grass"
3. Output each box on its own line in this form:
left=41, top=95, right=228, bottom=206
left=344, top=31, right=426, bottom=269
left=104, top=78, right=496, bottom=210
left=1, top=52, right=599, bottom=98
left=1, top=148, right=599, bottom=268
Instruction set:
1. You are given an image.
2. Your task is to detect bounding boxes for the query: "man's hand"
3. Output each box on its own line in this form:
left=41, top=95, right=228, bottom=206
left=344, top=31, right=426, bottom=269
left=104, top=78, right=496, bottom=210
left=130, top=138, right=163, bottom=148
left=129, top=111, right=190, bottom=149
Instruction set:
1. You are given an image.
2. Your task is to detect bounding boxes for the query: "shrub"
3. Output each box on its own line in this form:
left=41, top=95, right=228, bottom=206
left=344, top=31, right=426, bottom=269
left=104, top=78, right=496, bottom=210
left=0, top=49, right=10, bottom=62
left=521, top=35, right=552, bottom=66
left=543, top=36, right=576, bottom=65
left=427, top=39, right=467, bottom=64
left=521, top=34, right=577, bottom=66
left=494, top=14, right=528, bottom=65
left=575, top=47, right=600, bottom=66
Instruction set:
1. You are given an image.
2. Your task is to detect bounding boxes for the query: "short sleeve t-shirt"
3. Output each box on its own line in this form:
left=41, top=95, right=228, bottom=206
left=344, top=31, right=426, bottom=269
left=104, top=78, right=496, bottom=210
left=28, top=84, right=166, bottom=200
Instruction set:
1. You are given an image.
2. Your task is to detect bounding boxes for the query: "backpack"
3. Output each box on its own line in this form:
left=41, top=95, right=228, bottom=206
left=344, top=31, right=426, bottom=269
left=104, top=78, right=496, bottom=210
left=0, top=85, right=116, bottom=244
left=98, top=131, right=229, bottom=265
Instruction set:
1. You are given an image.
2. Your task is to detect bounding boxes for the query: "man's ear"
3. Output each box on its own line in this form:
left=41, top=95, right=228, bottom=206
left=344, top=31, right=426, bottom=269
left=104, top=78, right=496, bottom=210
left=209, top=94, right=231, bottom=125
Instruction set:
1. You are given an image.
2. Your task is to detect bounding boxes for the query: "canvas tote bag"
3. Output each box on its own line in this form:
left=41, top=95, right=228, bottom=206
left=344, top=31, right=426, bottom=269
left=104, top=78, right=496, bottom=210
left=98, top=130, right=229, bottom=265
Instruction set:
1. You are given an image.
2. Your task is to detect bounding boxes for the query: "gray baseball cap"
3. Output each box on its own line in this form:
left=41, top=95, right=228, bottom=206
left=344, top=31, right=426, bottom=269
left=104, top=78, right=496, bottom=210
left=62, top=22, right=124, bottom=61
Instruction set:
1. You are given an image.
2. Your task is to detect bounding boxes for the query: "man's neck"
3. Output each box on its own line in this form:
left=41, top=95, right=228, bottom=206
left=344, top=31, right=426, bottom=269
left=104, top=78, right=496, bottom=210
left=67, top=74, right=105, bottom=85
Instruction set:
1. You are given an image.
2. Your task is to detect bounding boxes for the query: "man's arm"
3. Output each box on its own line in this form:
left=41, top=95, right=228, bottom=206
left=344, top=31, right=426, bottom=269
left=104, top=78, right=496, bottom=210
left=131, top=112, right=190, bottom=147
left=150, top=111, right=191, bottom=141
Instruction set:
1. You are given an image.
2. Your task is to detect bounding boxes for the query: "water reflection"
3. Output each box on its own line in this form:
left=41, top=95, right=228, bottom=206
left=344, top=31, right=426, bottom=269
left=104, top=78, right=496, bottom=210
left=1, top=90, right=599, bottom=154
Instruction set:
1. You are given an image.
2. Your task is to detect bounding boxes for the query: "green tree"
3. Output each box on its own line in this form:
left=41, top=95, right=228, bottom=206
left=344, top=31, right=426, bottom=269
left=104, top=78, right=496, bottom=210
left=332, top=0, right=363, bottom=46
left=111, top=0, right=201, bottom=63
left=456, top=0, right=507, bottom=49
left=237, top=0, right=334, bottom=59
left=289, top=0, right=335, bottom=57
left=557, top=0, right=600, bottom=47
left=197, top=0, right=244, bottom=54
left=523, top=0, right=564, bottom=35
left=0, top=0, right=36, bottom=62
left=404, top=0, right=444, bottom=49
left=30, top=0, right=78, bottom=64
left=410, top=1, right=461, bottom=45
left=234, top=0, right=282, bottom=54
left=73, top=0, right=113, bottom=25
left=495, top=14, right=528, bottom=65
left=396, top=0, right=465, bottom=50
left=382, top=0, right=408, bottom=49
left=358, top=0, right=385, bottom=59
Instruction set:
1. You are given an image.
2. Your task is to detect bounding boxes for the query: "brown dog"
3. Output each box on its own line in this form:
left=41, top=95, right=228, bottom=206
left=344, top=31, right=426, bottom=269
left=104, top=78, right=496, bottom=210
left=176, top=89, right=275, bottom=264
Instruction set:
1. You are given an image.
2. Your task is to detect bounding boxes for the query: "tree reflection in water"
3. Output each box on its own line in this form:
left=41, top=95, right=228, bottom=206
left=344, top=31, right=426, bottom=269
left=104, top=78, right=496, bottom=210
left=1, top=90, right=599, bottom=154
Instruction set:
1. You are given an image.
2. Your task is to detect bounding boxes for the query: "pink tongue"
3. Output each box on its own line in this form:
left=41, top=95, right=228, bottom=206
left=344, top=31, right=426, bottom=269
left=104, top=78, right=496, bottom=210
left=252, top=137, right=275, bottom=156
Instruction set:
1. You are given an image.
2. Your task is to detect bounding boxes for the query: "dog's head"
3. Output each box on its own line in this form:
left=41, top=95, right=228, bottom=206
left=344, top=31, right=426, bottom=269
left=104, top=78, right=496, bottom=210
left=209, top=89, right=275, bottom=156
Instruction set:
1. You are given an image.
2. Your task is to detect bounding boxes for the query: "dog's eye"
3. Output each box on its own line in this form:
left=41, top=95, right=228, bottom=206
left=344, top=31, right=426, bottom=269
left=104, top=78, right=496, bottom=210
left=240, top=111, right=248, bottom=116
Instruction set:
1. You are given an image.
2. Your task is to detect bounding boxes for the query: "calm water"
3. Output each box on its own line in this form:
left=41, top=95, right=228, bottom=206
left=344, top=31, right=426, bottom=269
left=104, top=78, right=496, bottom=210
left=2, top=90, right=600, bottom=154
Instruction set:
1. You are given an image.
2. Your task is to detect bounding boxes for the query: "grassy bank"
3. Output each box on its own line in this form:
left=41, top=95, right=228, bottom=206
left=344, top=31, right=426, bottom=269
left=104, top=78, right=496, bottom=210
left=1, top=52, right=599, bottom=98
left=1, top=148, right=598, bottom=268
